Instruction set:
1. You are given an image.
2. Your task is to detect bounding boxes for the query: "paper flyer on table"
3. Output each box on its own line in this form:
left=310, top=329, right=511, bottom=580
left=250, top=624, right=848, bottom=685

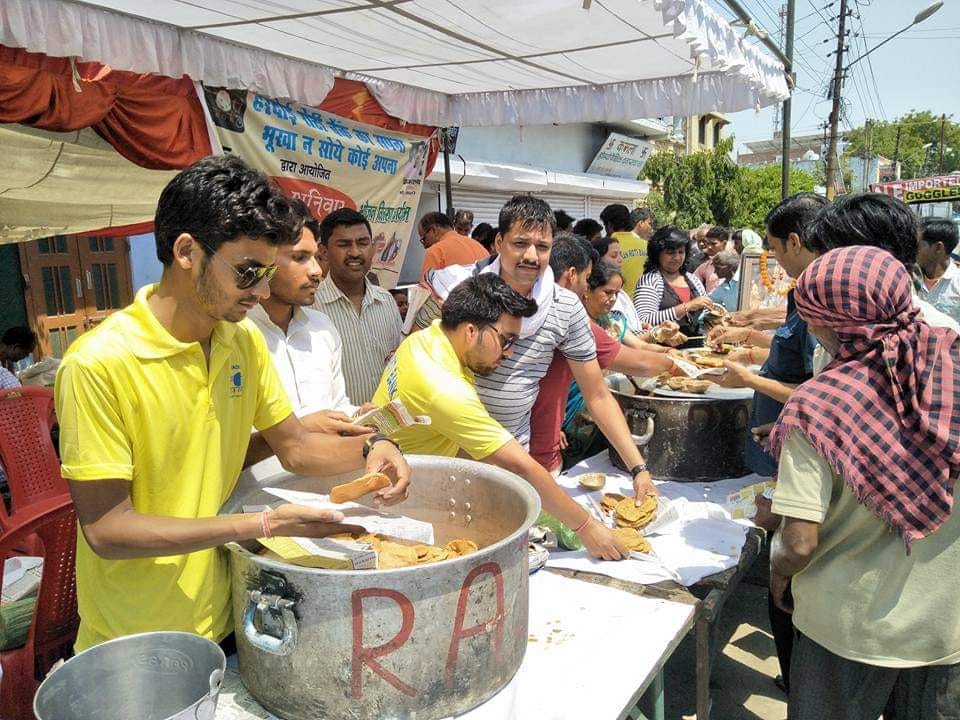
left=263, top=487, right=434, bottom=544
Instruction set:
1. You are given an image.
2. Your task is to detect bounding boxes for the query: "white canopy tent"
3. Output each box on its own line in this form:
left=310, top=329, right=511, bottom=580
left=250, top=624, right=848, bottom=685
left=2, top=0, right=788, bottom=127
left=0, top=0, right=789, bottom=242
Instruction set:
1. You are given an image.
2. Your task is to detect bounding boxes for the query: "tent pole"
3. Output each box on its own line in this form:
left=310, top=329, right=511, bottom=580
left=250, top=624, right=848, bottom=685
left=442, top=128, right=454, bottom=221
left=781, top=0, right=795, bottom=199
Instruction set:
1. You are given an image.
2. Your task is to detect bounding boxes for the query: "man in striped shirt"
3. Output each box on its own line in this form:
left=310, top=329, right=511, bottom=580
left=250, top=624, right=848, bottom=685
left=415, top=197, right=655, bottom=497
left=314, top=209, right=403, bottom=404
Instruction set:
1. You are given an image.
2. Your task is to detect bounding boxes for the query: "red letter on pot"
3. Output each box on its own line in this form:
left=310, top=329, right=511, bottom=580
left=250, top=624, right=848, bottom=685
left=351, top=588, right=417, bottom=700
left=445, top=562, right=505, bottom=689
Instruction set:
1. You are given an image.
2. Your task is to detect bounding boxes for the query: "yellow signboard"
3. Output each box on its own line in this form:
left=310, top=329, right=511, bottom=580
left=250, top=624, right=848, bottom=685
left=902, top=184, right=960, bottom=204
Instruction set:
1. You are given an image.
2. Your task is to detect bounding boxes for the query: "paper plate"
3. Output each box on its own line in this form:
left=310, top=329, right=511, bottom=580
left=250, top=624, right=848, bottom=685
left=652, top=384, right=754, bottom=400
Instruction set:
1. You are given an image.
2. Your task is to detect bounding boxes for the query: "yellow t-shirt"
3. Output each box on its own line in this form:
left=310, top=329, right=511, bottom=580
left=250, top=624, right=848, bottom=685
left=372, top=320, right=512, bottom=459
left=772, top=432, right=960, bottom=667
left=613, top=231, right=648, bottom=297
left=55, top=285, right=292, bottom=651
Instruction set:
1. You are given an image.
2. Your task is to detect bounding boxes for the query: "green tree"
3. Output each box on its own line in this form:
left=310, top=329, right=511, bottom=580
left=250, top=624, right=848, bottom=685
left=732, top=165, right=818, bottom=232
left=844, top=111, right=960, bottom=179
left=642, top=138, right=743, bottom=227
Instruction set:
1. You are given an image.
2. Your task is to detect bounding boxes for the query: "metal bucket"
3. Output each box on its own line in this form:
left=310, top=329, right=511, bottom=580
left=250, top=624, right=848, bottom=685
left=33, top=631, right=225, bottom=720
left=220, top=455, right=541, bottom=720
left=605, top=373, right=752, bottom=480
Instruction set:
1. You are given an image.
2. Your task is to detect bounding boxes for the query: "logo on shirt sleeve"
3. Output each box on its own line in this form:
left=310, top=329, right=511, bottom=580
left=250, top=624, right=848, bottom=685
left=230, top=364, right=244, bottom=397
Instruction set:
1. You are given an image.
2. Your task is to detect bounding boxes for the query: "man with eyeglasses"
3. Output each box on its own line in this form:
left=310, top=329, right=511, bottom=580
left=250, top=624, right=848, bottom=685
left=54, top=156, right=409, bottom=652
left=376, top=274, right=622, bottom=551
left=314, top=208, right=403, bottom=405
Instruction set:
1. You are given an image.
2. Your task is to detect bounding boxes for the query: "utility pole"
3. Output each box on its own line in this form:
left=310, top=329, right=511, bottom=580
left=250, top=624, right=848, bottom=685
left=939, top=113, right=946, bottom=174
left=861, top=118, right=871, bottom=191
left=780, top=0, right=795, bottom=198
left=825, top=0, right=850, bottom=200
left=772, top=4, right=787, bottom=136
left=892, top=125, right=902, bottom=179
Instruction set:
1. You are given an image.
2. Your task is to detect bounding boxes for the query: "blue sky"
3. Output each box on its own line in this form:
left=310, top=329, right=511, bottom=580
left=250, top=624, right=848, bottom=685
left=706, top=0, right=960, bottom=154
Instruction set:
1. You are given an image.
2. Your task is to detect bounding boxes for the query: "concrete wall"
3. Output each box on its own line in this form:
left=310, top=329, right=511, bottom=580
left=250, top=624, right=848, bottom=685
left=454, top=123, right=609, bottom=173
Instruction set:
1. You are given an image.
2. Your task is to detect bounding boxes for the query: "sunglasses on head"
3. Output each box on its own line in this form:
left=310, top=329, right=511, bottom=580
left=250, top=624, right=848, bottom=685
left=200, top=243, right=278, bottom=290
left=483, top=325, right=519, bottom=351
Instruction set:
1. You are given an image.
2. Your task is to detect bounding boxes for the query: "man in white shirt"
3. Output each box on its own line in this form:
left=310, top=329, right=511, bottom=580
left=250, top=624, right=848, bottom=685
left=917, top=217, right=960, bottom=324
left=247, top=201, right=372, bottom=462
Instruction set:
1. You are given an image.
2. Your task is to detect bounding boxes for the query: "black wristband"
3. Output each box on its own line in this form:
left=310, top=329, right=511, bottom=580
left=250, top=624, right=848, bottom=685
left=629, top=463, right=648, bottom=476
left=362, top=432, right=401, bottom=459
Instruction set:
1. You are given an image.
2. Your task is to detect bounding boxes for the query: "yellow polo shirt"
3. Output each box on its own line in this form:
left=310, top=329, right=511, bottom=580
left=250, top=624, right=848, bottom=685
left=372, top=320, right=512, bottom=459
left=615, top=231, right=648, bottom=297
left=55, top=285, right=292, bottom=651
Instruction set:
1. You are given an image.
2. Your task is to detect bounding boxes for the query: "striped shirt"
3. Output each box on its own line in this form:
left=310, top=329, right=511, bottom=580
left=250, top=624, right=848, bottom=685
left=313, top=276, right=403, bottom=404
left=477, top=286, right=596, bottom=447
left=633, top=270, right=707, bottom=326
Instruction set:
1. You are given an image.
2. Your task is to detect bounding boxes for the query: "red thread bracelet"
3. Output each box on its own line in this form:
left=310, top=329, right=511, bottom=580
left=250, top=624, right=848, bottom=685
left=572, top=514, right=591, bottom=534
left=260, top=509, right=273, bottom=538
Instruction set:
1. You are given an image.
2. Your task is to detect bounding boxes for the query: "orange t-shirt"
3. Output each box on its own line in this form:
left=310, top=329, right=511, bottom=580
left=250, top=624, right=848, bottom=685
left=420, top=230, right=489, bottom=280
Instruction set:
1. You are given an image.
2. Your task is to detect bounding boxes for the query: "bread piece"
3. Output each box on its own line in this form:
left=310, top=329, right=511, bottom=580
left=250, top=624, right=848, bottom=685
left=692, top=355, right=724, bottom=368
left=329, top=472, right=392, bottom=504
left=681, top=379, right=712, bottom=394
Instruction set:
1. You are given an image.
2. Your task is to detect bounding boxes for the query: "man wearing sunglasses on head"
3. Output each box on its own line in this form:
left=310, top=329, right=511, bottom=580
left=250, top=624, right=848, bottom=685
left=54, top=155, right=410, bottom=652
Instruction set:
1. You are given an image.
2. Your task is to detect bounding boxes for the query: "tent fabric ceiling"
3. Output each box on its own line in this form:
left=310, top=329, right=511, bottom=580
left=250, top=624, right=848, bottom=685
left=2, top=0, right=789, bottom=127
left=0, top=124, right=174, bottom=244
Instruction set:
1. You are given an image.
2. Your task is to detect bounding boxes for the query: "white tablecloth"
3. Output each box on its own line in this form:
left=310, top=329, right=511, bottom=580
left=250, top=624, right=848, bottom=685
left=216, top=570, right=695, bottom=720
left=548, top=453, right=765, bottom=586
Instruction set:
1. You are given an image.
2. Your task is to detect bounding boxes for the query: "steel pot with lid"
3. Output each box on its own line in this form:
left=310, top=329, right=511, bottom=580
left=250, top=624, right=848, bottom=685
left=220, top=455, right=540, bottom=720
left=605, top=373, right=752, bottom=480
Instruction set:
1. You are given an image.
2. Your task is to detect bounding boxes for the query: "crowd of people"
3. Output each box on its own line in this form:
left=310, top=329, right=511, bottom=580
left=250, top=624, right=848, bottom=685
left=38, top=153, right=960, bottom=719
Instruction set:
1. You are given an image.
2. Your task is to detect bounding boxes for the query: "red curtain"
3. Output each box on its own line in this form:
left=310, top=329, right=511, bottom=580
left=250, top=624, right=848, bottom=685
left=316, top=78, right=439, bottom=176
left=0, top=46, right=438, bottom=175
left=0, top=46, right=211, bottom=170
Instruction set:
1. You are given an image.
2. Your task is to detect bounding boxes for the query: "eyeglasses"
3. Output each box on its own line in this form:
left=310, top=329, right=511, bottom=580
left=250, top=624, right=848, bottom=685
left=201, top=244, right=278, bottom=290
left=483, top=325, right=519, bottom=351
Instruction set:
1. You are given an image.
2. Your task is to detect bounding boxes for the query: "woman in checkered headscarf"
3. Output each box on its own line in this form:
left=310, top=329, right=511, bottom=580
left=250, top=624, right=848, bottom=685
left=770, top=244, right=960, bottom=550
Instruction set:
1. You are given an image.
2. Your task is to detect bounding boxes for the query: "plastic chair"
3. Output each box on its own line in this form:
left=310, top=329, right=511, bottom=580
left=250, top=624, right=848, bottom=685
left=0, top=387, right=68, bottom=522
left=0, top=494, right=79, bottom=720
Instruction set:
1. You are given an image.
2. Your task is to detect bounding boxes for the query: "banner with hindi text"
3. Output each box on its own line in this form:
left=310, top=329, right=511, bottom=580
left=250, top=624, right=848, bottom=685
left=202, top=87, right=430, bottom=287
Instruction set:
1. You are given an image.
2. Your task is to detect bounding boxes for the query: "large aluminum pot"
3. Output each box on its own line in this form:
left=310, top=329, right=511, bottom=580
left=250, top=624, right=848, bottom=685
left=220, top=455, right=541, bottom=720
left=605, top=373, right=752, bottom=480
left=33, top=631, right=225, bottom=720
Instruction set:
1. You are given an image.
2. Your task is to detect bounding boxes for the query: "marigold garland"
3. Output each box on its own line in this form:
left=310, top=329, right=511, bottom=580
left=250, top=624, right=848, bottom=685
left=759, top=250, right=796, bottom=297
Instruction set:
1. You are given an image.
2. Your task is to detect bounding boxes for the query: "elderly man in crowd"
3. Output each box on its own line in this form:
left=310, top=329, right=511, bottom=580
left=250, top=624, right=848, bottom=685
left=418, top=211, right=488, bottom=280
left=768, top=245, right=960, bottom=720
left=378, top=274, right=630, bottom=560
left=314, top=208, right=403, bottom=404
left=708, top=250, right=740, bottom=311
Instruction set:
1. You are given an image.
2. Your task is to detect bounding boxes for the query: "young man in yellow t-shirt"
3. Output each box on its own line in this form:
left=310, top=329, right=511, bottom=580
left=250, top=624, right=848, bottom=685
left=55, top=156, right=409, bottom=651
left=374, top=274, right=630, bottom=561
left=600, top=203, right=648, bottom=296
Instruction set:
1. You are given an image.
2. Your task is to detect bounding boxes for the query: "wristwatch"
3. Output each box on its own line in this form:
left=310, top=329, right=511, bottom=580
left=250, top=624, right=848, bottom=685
left=629, top=463, right=648, bottom=476
left=362, top=432, right=402, bottom=459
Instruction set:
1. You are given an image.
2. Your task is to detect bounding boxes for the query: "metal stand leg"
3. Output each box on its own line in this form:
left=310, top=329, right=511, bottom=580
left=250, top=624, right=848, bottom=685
left=696, top=613, right=711, bottom=719
left=650, top=670, right=665, bottom=720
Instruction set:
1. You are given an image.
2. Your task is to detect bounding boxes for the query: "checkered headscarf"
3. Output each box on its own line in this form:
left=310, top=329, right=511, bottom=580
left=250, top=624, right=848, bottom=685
left=770, top=246, right=960, bottom=550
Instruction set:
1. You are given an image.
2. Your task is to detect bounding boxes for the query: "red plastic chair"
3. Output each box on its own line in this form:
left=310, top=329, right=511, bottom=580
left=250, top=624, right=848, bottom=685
left=0, top=494, right=79, bottom=720
left=0, top=387, right=68, bottom=523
